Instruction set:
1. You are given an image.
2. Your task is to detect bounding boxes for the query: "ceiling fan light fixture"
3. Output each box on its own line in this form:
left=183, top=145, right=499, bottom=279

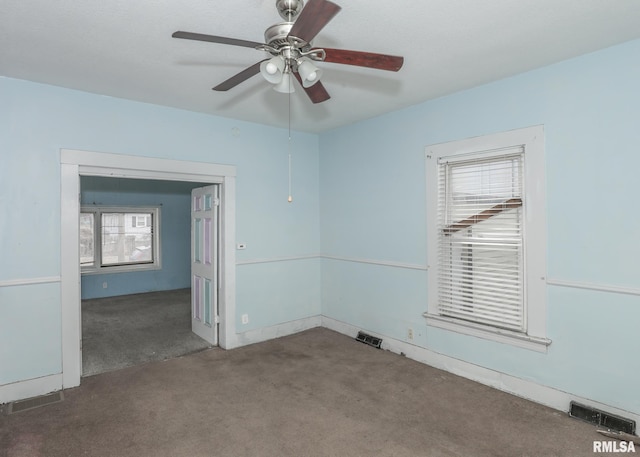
left=297, top=58, right=323, bottom=87
left=173, top=0, right=404, bottom=104
left=260, top=56, right=286, bottom=84
left=273, top=71, right=295, bottom=93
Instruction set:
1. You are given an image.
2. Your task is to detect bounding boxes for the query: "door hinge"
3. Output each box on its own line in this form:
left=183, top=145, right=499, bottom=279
left=214, top=315, right=220, bottom=324
left=214, top=197, right=220, bottom=206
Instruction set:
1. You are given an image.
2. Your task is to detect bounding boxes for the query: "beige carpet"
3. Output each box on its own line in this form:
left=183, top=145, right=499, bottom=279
left=82, top=288, right=210, bottom=376
left=1, top=328, right=609, bottom=456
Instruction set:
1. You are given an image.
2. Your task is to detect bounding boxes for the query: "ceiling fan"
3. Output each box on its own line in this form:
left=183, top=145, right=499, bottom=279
left=172, top=0, right=404, bottom=104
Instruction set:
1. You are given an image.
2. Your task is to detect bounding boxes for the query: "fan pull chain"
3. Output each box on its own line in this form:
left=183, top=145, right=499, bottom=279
left=287, top=74, right=293, bottom=203
left=288, top=150, right=292, bottom=203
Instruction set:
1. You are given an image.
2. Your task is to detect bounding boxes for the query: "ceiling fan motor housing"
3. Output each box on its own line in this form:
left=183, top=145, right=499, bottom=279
left=264, top=22, right=297, bottom=49
left=263, top=22, right=312, bottom=62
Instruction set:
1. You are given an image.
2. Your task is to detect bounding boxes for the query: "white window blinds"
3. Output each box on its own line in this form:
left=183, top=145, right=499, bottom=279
left=437, top=147, right=525, bottom=331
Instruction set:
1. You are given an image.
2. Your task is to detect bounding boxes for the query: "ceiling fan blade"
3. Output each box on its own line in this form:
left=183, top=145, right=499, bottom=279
left=293, top=73, right=331, bottom=104
left=287, top=0, right=341, bottom=44
left=213, top=60, right=267, bottom=91
left=172, top=31, right=263, bottom=49
left=319, top=48, right=404, bottom=72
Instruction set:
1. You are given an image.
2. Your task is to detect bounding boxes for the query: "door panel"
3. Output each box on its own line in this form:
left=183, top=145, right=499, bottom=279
left=191, top=185, right=219, bottom=345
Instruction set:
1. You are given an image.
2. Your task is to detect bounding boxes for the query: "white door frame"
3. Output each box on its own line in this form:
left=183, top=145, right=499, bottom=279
left=60, top=149, right=238, bottom=390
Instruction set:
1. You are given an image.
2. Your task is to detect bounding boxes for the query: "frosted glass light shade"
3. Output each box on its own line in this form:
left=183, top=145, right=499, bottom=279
left=297, top=58, right=323, bottom=87
left=273, top=72, right=295, bottom=93
left=260, top=56, right=285, bottom=84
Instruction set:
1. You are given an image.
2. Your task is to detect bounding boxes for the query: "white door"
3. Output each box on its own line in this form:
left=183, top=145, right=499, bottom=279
left=191, top=185, right=219, bottom=345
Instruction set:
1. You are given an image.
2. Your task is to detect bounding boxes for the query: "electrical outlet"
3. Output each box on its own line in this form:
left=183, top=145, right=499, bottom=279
left=241, top=314, right=249, bottom=325
left=102, top=282, right=108, bottom=289
left=407, top=328, right=414, bottom=341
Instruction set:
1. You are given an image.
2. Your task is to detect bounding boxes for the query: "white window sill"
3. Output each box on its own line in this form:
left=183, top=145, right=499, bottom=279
left=423, top=313, right=551, bottom=353
left=81, top=263, right=161, bottom=275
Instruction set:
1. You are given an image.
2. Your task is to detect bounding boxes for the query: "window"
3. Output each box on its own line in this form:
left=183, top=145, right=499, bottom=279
left=80, top=206, right=161, bottom=274
left=79, top=212, right=95, bottom=267
left=131, top=215, right=150, bottom=228
left=425, top=126, right=550, bottom=352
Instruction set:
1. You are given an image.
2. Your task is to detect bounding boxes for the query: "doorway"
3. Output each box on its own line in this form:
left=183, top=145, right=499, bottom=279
left=61, top=149, right=238, bottom=390
left=78, top=177, right=218, bottom=376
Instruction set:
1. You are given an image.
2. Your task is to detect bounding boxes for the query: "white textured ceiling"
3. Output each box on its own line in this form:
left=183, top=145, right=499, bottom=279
left=2, top=0, right=640, bottom=133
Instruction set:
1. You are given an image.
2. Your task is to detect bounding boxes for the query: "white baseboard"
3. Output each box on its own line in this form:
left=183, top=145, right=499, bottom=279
left=321, top=316, right=640, bottom=425
left=0, top=374, right=62, bottom=404
left=234, top=315, right=322, bottom=347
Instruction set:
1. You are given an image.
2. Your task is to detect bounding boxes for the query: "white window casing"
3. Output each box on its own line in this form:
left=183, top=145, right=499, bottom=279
left=425, top=126, right=550, bottom=352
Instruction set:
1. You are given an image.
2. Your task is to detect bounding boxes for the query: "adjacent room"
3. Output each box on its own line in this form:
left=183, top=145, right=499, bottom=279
left=79, top=177, right=212, bottom=376
left=1, top=0, right=639, bottom=455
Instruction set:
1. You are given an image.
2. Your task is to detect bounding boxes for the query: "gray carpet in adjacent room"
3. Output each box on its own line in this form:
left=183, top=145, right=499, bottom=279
left=1, top=328, right=612, bottom=457
left=81, top=288, right=211, bottom=376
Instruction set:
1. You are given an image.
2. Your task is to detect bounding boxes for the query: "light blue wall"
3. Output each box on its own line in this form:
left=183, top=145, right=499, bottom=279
left=0, top=77, right=321, bottom=385
left=319, top=39, right=640, bottom=416
left=80, top=177, right=200, bottom=299
left=0, top=283, right=61, bottom=384
left=1, top=37, right=638, bottom=416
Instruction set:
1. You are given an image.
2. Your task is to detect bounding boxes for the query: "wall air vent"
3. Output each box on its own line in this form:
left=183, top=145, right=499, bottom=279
left=355, top=331, right=382, bottom=349
left=7, top=391, right=64, bottom=414
left=569, top=401, right=636, bottom=435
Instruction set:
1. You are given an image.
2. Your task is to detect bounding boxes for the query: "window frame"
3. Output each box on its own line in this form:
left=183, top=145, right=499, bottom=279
left=424, top=126, right=550, bottom=352
left=80, top=205, right=162, bottom=275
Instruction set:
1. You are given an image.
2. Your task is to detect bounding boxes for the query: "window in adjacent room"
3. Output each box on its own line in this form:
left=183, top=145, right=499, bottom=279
left=80, top=206, right=161, bottom=274
left=425, top=126, right=550, bottom=352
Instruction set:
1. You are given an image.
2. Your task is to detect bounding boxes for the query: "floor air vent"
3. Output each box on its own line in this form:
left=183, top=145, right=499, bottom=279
left=569, top=401, right=636, bottom=435
left=356, top=331, right=382, bottom=349
left=8, top=391, right=64, bottom=415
